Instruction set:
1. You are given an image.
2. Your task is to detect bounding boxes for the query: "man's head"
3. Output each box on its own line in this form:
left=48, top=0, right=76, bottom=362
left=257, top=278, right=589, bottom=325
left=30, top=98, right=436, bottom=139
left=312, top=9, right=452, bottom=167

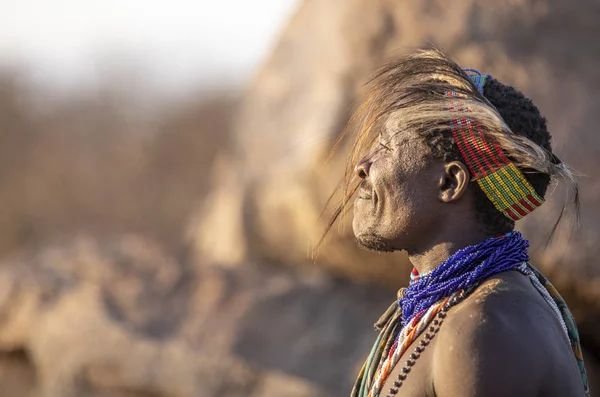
left=342, top=50, right=569, bottom=253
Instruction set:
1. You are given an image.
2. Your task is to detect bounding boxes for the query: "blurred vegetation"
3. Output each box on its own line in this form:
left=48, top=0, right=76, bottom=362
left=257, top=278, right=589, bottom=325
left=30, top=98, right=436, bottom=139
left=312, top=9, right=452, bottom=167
left=0, top=69, right=237, bottom=255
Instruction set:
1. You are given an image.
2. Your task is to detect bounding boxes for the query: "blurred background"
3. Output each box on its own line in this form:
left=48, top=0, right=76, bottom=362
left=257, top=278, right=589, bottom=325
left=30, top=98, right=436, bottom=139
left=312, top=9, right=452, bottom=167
left=0, top=1, right=599, bottom=396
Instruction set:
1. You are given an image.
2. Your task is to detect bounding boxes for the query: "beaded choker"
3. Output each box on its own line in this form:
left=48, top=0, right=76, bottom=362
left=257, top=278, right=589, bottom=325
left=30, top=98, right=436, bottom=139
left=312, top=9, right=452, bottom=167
left=399, top=232, right=528, bottom=327
left=449, top=69, right=544, bottom=221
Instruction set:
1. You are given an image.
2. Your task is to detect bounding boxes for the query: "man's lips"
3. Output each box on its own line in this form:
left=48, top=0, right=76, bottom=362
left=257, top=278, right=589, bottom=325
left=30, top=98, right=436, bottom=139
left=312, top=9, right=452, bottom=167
left=357, top=192, right=372, bottom=199
left=357, top=181, right=373, bottom=199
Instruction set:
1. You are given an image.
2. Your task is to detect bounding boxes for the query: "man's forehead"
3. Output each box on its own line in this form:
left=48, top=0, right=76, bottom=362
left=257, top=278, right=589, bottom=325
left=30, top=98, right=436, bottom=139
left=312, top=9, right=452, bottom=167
left=380, top=112, right=416, bottom=141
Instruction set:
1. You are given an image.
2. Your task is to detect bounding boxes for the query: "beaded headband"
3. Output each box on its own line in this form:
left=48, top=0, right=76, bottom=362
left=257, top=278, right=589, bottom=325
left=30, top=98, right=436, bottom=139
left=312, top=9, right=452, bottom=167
left=447, top=69, right=544, bottom=221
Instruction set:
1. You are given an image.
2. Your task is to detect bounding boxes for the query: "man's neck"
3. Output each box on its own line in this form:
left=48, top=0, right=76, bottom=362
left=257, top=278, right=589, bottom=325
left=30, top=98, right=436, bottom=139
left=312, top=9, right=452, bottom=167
left=407, top=229, right=491, bottom=276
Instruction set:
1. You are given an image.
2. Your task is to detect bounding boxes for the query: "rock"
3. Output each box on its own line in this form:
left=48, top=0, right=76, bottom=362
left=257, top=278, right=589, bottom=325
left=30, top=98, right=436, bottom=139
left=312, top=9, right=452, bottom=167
left=183, top=258, right=394, bottom=395
left=190, top=0, right=600, bottom=372
left=0, top=351, right=36, bottom=397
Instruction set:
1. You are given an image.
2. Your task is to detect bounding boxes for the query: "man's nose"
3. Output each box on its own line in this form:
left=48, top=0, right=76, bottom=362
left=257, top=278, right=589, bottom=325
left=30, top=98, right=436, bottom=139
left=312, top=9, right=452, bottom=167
left=355, top=156, right=372, bottom=179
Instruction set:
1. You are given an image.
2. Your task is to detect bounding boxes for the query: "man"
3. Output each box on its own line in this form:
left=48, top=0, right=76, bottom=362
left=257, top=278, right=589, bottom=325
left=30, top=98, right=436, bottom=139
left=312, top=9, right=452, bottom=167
left=331, top=51, right=589, bottom=396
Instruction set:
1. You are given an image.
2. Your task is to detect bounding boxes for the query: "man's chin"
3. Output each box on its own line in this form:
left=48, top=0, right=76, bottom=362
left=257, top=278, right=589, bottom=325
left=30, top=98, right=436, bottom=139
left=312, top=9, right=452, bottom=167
left=355, top=232, right=396, bottom=253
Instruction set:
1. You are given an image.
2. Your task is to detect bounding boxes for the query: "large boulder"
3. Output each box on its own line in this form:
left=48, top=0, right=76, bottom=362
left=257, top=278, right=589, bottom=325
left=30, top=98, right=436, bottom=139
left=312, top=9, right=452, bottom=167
left=190, top=0, right=600, bottom=377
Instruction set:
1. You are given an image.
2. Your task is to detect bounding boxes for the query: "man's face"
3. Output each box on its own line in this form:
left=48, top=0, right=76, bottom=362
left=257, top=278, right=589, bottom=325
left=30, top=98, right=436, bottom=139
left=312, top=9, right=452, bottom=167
left=352, top=114, right=445, bottom=252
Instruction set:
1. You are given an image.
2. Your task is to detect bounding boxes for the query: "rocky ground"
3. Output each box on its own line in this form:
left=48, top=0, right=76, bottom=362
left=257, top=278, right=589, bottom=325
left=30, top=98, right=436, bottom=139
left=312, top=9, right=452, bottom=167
left=0, top=235, right=394, bottom=396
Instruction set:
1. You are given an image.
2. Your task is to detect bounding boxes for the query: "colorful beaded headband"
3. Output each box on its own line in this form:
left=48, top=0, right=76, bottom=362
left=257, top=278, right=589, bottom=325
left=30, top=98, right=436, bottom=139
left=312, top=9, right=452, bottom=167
left=447, top=69, right=544, bottom=221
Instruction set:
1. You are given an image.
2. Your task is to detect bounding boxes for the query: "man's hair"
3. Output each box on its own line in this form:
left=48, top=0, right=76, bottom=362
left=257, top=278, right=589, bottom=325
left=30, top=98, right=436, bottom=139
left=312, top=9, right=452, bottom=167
left=316, top=49, right=578, bottom=253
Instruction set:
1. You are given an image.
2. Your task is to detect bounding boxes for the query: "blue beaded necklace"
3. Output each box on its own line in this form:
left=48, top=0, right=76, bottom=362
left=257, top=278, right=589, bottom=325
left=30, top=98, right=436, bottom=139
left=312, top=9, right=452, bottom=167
left=398, top=232, right=529, bottom=327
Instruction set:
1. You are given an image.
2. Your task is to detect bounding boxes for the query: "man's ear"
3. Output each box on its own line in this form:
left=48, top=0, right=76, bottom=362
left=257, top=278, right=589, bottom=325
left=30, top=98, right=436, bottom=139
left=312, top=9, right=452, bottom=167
left=438, top=161, right=471, bottom=202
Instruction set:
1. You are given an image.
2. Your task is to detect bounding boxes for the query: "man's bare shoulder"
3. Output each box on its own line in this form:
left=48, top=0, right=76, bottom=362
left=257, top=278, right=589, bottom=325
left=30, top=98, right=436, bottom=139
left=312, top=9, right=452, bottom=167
left=438, top=270, right=568, bottom=342
left=440, top=271, right=543, bottom=334
left=430, top=271, right=584, bottom=397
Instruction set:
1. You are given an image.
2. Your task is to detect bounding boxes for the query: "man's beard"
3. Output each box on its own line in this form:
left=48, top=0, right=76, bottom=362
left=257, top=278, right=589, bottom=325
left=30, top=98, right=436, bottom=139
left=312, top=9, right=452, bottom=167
left=355, top=227, right=397, bottom=253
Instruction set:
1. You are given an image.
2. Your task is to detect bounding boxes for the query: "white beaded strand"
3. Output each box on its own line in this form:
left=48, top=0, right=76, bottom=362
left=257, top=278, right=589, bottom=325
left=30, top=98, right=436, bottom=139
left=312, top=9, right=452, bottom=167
left=518, top=264, right=569, bottom=340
